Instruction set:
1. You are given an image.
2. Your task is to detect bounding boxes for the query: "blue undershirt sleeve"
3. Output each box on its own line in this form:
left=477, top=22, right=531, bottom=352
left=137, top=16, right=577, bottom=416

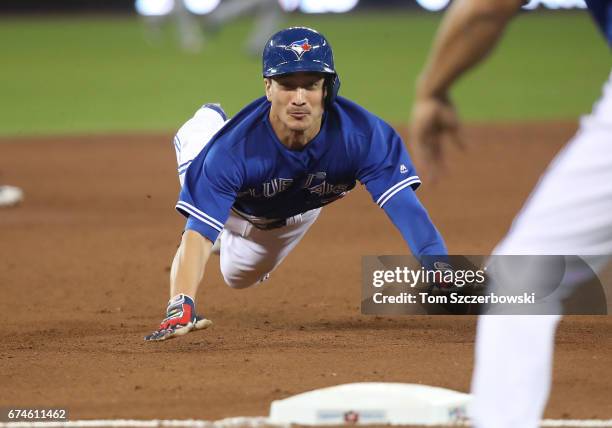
left=382, top=186, right=447, bottom=259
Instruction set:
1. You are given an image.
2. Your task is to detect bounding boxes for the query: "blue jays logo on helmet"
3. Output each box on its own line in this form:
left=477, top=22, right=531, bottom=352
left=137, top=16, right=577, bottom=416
left=285, top=38, right=312, bottom=60
left=262, top=27, right=341, bottom=105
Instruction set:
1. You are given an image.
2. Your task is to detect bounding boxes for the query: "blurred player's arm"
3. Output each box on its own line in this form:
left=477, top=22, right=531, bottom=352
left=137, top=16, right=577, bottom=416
left=170, top=227, right=214, bottom=299
left=411, top=0, right=524, bottom=180
left=416, top=0, right=523, bottom=99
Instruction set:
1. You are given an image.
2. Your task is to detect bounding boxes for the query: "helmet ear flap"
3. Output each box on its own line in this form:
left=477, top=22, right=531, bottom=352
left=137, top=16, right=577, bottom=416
left=325, top=74, right=341, bottom=106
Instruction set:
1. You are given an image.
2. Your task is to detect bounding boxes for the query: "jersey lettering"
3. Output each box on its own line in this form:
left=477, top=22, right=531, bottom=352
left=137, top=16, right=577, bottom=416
left=238, top=177, right=295, bottom=199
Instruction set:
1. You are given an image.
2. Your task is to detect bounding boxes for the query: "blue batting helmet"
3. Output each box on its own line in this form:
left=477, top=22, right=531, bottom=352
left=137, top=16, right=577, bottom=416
left=262, top=27, right=340, bottom=105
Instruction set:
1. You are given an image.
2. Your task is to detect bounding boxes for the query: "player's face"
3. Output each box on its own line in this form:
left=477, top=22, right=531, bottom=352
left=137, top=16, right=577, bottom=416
left=265, top=72, right=326, bottom=134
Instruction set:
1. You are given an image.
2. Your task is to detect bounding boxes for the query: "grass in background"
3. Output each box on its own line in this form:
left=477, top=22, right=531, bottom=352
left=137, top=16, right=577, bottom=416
left=0, top=10, right=610, bottom=136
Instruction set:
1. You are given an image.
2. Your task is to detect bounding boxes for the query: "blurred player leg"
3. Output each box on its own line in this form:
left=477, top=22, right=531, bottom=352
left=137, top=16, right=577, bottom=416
left=246, top=0, right=284, bottom=56
left=174, top=0, right=203, bottom=52
left=207, top=0, right=265, bottom=26
left=471, top=69, right=612, bottom=428
left=141, top=15, right=165, bottom=46
left=472, top=315, right=560, bottom=428
left=207, top=0, right=285, bottom=55
left=219, top=208, right=321, bottom=288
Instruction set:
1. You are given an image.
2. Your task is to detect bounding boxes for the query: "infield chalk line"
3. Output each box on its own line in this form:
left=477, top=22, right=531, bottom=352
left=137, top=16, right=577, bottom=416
left=2, top=418, right=612, bottom=428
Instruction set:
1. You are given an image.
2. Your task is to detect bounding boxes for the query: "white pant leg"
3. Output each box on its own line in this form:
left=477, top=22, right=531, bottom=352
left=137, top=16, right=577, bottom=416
left=494, top=127, right=612, bottom=255
left=494, top=70, right=612, bottom=256
left=219, top=208, right=321, bottom=289
left=472, top=315, right=560, bottom=428
left=175, top=103, right=227, bottom=187
left=471, top=69, right=612, bottom=428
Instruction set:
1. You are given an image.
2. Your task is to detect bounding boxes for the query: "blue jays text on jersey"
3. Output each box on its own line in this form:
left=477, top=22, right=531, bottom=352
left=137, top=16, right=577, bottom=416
left=177, top=96, right=447, bottom=258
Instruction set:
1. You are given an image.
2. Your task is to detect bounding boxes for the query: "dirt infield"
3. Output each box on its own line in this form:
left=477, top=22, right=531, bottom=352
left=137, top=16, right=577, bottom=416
left=1, top=121, right=610, bottom=422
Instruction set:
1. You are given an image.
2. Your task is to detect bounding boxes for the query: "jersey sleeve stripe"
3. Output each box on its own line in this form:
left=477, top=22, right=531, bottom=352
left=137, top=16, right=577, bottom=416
left=176, top=203, right=224, bottom=233
left=177, top=159, right=192, bottom=170
left=176, top=201, right=225, bottom=230
left=375, top=175, right=420, bottom=205
left=173, top=136, right=181, bottom=153
left=177, top=160, right=193, bottom=174
left=377, top=178, right=421, bottom=208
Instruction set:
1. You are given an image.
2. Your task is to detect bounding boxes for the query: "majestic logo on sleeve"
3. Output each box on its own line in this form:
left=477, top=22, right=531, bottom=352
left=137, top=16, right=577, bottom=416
left=285, top=38, right=312, bottom=60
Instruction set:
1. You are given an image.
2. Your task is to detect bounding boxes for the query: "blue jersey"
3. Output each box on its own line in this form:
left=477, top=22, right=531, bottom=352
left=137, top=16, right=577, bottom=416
left=178, top=95, right=420, bottom=240
left=586, top=0, right=612, bottom=44
left=177, top=96, right=446, bottom=258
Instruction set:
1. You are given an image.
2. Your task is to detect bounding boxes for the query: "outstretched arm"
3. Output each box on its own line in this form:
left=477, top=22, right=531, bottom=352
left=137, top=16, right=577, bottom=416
left=382, top=188, right=447, bottom=258
left=170, top=228, right=213, bottom=299
left=144, top=222, right=215, bottom=341
left=411, top=0, right=524, bottom=181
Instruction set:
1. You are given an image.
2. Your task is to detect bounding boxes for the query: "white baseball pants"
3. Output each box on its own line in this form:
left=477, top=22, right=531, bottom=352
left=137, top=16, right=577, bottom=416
left=174, top=104, right=320, bottom=289
left=471, top=68, right=612, bottom=428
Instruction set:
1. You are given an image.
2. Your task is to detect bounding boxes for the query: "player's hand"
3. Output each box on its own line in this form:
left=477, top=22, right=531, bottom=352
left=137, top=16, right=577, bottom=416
left=144, top=294, right=212, bottom=341
left=409, top=94, right=465, bottom=183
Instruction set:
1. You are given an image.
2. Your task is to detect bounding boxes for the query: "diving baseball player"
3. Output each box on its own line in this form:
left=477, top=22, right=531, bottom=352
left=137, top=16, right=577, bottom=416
left=145, top=27, right=448, bottom=341
left=410, top=1, right=612, bottom=427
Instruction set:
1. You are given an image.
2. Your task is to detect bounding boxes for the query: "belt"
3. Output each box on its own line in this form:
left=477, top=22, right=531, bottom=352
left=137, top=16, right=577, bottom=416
left=232, top=208, right=302, bottom=230
left=251, top=218, right=287, bottom=230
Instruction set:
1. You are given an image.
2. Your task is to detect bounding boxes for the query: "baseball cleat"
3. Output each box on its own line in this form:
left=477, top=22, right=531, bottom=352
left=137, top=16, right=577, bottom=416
left=0, top=185, right=24, bottom=207
left=144, top=294, right=212, bottom=342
